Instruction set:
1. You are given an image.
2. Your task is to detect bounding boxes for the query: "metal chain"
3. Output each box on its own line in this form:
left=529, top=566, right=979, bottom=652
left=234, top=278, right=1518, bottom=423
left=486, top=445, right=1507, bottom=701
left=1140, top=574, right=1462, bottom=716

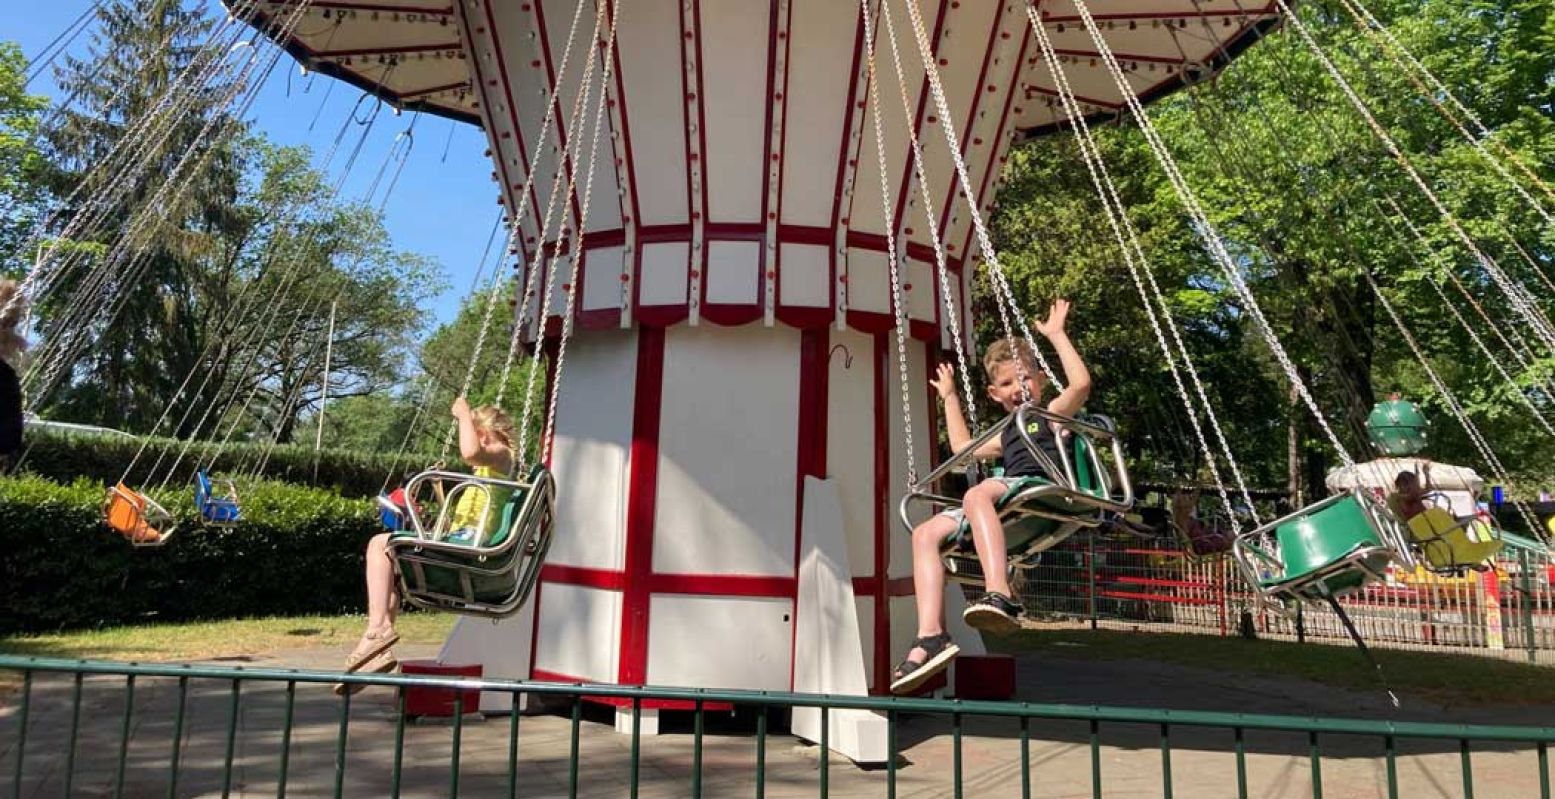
left=1025, top=1, right=1254, bottom=530
left=859, top=0, right=920, bottom=486
left=899, top=0, right=1059, bottom=398
left=873, top=0, right=979, bottom=431
left=540, top=0, right=625, bottom=468
left=440, top=0, right=599, bottom=460
left=1269, top=0, right=1555, bottom=360
left=1333, top=0, right=1555, bottom=219
left=1070, top=0, right=1354, bottom=468
left=508, top=0, right=613, bottom=467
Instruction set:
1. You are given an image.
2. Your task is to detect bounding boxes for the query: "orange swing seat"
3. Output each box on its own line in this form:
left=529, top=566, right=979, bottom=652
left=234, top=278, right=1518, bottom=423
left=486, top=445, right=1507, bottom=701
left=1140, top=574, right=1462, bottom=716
left=103, top=482, right=174, bottom=547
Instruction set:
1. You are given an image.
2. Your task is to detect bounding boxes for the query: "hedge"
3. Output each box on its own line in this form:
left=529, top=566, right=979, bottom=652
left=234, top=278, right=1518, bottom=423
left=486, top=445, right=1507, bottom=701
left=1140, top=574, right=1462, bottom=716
left=0, top=474, right=386, bottom=634
left=16, top=427, right=431, bottom=499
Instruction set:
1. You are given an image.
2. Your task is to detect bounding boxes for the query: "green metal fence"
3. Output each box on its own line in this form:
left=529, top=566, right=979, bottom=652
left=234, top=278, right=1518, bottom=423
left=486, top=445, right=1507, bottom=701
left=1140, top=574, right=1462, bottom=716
left=2, top=655, right=1552, bottom=798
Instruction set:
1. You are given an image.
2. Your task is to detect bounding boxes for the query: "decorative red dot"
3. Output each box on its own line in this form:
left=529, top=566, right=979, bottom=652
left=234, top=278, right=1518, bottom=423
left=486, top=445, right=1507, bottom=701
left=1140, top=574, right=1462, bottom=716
left=904, top=283, right=913, bottom=291
left=905, top=227, right=915, bottom=235
left=938, top=58, right=948, bottom=66
left=841, top=217, right=849, bottom=225
left=840, top=275, right=849, bottom=284
left=771, top=154, right=780, bottom=162
left=561, top=283, right=571, bottom=291
left=973, top=137, right=983, bottom=145
left=774, top=92, right=783, bottom=101
left=987, top=85, right=997, bottom=92
left=768, top=212, right=777, bottom=220
left=687, top=92, right=697, bottom=100
left=620, top=274, right=630, bottom=282
left=531, top=60, right=541, bottom=68
left=690, top=270, right=700, bottom=277
left=476, top=26, right=486, bottom=33
left=766, top=271, right=775, bottom=279
left=927, top=116, right=938, bottom=123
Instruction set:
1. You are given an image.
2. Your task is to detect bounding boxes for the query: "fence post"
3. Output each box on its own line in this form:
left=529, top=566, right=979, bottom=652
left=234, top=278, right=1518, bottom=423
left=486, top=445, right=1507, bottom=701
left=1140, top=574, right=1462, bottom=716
left=1520, top=549, right=1537, bottom=663
left=1296, top=604, right=1306, bottom=644
left=1087, top=531, right=1098, bottom=630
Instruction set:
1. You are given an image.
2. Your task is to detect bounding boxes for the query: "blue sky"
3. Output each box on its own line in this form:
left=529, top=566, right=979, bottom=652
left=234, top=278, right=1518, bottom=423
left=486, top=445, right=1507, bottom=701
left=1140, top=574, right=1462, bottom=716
left=9, top=2, right=498, bottom=326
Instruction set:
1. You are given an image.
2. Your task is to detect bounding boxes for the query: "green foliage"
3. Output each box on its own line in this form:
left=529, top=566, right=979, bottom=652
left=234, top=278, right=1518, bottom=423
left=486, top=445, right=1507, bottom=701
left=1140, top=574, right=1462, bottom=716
left=15, top=427, right=425, bottom=499
left=312, top=285, right=546, bottom=462
left=0, top=473, right=381, bottom=634
left=989, top=0, right=1555, bottom=494
left=0, top=41, right=48, bottom=274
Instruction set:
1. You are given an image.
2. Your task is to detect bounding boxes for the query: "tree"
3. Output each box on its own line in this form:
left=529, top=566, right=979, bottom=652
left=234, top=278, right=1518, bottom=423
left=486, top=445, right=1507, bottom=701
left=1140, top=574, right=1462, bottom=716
left=0, top=42, right=48, bottom=274
left=35, top=0, right=247, bottom=431
left=988, top=0, right=1555, bottom=493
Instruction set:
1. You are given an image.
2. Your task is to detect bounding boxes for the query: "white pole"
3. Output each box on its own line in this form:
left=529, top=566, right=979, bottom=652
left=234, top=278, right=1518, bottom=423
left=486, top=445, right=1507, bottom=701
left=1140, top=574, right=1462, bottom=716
left=314, top=299, right=337, bottom=453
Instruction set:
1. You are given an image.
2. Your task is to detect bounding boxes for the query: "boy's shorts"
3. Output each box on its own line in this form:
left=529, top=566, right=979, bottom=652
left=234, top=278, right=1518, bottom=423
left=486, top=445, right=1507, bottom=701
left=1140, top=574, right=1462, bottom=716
left=934, top=478, right=1011, bottom=524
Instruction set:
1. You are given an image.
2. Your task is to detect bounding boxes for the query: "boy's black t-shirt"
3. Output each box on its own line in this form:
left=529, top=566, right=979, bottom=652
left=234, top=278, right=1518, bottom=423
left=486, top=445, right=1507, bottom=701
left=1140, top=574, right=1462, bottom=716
left=0, top=360, right=21, bottom=458
left=1000, top=415, right=1061, bottom=480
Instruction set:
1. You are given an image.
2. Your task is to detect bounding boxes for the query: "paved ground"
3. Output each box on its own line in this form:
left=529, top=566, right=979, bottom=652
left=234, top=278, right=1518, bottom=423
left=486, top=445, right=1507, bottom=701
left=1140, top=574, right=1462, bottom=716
left=1, top=642, right=1551, bottom=798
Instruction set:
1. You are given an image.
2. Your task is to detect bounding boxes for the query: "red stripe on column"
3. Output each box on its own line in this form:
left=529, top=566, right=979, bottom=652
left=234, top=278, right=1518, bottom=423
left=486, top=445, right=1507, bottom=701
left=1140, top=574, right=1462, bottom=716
left=871, top=333, right=890, bottom=693
left=619, top=327, right=665, bottom=686
left=789, top=327, right=829, bottom=689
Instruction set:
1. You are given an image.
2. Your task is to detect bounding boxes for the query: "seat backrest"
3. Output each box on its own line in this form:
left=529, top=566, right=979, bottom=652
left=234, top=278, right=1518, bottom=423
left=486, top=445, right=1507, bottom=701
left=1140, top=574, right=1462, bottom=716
left=1405, top=508, right=1457, bottom=543
left=484, top=491, right=527, bottom=548
left=1274, top=495, right=1383, bottom=576
left=195, top=472, right=212, bottom=505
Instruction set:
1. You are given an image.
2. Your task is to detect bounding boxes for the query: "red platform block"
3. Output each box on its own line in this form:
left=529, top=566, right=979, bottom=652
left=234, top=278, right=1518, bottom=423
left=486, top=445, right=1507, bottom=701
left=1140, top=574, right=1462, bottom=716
left=953, top=654, right=1015, bottom=701
left=400, top=660, right=482, bottom=717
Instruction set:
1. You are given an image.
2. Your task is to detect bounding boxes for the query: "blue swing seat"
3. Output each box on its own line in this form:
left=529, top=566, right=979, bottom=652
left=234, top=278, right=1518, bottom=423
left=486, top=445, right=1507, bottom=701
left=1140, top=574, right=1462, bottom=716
left=195, top=471, right=241, bottom=526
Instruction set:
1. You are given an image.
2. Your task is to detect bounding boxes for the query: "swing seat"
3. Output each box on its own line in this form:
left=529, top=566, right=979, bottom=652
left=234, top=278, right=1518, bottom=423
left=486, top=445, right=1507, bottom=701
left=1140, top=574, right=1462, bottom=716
left=194, top=471, right=241, bottom=526
left=103, top=482, right=175, bottom=547
left=385, top=465, right=557, bottom=618
left=1233, top=490, right=1405, bottom=608
left=1403, top=508, right=1503, bottom=572
left=903, top=406, right=1134, bottom=586
left=376, top=486, right=410, bottom=531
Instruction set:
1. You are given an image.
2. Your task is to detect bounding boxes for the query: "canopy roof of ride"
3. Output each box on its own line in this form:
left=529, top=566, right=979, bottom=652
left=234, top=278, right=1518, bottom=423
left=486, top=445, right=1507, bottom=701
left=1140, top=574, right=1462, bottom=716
left=229, top=0, right=1281, bottom=136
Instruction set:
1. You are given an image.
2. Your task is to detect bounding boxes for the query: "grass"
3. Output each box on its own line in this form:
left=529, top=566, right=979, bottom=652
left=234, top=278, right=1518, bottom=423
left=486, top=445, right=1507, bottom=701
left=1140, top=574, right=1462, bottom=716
left=991, top=627, right=1555, bottom=706
left=0, top=613, right=457, bottom=665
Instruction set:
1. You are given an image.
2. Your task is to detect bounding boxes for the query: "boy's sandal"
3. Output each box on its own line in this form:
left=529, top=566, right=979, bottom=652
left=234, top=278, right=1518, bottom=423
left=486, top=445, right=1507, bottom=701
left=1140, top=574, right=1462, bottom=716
left=334, top=649, right=399, bottom=696
left=344, top=628, right=400, bottom=671
left=889, top=633, right=960, bottom=695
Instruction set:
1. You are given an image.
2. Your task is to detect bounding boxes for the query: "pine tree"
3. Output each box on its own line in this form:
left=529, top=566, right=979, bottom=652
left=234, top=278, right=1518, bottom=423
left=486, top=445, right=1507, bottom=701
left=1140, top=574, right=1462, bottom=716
left=35, top=0, right=247, bottom=431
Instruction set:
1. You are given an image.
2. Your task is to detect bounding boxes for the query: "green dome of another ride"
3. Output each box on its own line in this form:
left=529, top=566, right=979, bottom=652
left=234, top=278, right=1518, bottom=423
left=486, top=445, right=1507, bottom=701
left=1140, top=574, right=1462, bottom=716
left=1366, top=396, right=1428, bottom=456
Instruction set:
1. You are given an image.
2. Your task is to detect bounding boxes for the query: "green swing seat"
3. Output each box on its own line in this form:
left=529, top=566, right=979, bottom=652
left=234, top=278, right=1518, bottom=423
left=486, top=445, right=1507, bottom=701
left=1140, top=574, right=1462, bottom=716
left=900, top=405, right=1134, bottom=586
left=385, top=465, right=557, bottom=618
left=1233, top=490, right=1407, bottom=608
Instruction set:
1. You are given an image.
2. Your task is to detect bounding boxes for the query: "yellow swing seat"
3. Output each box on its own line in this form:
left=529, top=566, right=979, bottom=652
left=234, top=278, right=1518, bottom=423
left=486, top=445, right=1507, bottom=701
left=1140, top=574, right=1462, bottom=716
left=1403, top=507, right=1503, bottom=572
left=103, top=482, right=175, bottom=547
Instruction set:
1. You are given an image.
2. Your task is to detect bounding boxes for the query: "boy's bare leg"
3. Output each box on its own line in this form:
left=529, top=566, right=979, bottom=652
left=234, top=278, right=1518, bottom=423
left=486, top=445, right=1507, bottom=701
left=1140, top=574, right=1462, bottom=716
left=964, top=479, right=1014, bottom=598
